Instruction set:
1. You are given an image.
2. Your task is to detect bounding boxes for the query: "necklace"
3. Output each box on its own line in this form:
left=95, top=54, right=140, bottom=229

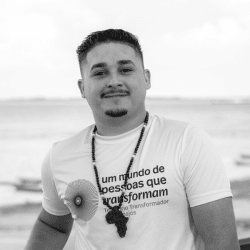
left=91, top=111, right=149, bottom=238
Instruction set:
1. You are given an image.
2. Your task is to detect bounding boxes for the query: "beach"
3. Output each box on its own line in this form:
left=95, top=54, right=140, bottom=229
left=1, top=98, right=250, bottom=249
left=1, top=178, right=250, bottom=249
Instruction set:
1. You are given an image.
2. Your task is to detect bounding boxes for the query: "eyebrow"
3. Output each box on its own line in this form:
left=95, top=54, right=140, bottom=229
left=118, top=60, right=135, bottom=66
left=90, top=60, right=135, bottom=72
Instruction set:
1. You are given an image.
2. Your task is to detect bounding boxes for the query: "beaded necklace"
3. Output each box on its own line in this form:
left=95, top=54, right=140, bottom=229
left=91, top=111, right=149, bottom=238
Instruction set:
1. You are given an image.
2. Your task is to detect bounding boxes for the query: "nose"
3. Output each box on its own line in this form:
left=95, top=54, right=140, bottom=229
left=107, top=74, right=123, bottom=88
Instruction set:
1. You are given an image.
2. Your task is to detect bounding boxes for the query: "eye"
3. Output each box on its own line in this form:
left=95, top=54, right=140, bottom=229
left=120, top=68, right=132, bottom=74
left=93, top=71, right=107, bottom=77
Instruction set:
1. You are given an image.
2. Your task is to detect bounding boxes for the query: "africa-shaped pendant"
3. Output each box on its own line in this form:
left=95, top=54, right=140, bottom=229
left=105, top=206, right=129, bottom=238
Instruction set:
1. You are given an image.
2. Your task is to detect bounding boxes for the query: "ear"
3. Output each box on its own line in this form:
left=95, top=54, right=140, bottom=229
left=144, top=69, right=151, bottom=90
left=78, top=79, right=85, bottom=98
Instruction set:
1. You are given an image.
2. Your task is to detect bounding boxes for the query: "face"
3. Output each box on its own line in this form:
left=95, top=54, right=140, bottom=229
left=78, top=42, right=151, bottom=119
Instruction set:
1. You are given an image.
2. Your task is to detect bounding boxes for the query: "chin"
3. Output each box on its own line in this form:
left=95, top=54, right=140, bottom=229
left=105, top=108, right=128, bottom=117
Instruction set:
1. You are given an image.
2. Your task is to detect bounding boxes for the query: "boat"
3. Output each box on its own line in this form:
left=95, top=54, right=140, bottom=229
left=239, top=237, right=250, bottom=249
left=13, top=177, right=42, bottom=192
left=235, top=154, right=250, bottom=167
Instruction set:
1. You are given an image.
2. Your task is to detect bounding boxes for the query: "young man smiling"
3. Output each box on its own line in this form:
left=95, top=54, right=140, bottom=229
left=78, top=39, right=151, bottom=136
left=25, top=29, right=240, bottom=250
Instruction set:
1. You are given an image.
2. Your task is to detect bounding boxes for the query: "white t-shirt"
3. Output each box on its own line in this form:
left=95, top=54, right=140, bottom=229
left=42, top=114, right=232, bottom=250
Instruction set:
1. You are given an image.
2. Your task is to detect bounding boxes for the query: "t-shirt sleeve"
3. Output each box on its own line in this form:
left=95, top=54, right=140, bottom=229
left=180, top=124, right=232, bottom=207
left=41, top=149, right=71, bottom=215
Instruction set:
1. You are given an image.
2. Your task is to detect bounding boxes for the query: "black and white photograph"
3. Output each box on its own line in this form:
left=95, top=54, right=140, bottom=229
left=0, top=1, right=250, bottom=249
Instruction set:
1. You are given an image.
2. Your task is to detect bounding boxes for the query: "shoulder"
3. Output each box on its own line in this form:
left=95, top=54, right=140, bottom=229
left=181, top=122, right=212, bottom=148
left=149, top=114, right=211, bottom=148
left=150, top=114, right=190, bottom=137
left=51, top=124, right=94, bottom=156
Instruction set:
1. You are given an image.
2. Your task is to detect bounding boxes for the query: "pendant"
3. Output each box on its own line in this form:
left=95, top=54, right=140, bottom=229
left=105, top=206, right=129, bottom=238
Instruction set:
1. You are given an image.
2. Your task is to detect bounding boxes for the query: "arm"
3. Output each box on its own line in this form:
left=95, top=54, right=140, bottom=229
left=24, top=207, right=73, bottom=250
left=191, top=197, right=240, bottom=250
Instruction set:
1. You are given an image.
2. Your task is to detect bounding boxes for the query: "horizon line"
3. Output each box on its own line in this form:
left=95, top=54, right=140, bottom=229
left=1, top=96, right=250, bottom=103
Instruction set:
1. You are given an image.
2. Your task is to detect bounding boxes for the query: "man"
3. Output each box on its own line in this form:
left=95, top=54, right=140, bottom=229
left=25, top=29, right=240, bottom=249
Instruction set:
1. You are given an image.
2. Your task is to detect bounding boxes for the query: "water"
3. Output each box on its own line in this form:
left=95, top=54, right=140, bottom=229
left=0, top=98, right=250, bottom=207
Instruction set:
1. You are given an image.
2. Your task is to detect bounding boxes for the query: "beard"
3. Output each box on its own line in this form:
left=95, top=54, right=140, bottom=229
left=105, top=108, right=128, bottom=117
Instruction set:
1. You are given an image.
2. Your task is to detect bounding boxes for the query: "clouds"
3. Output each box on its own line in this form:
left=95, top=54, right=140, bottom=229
left=0, top=1, right=102, bottom=68
left=184, top=18, right=249, bottom=49
left=0, top=0, right=249, bottom=98
left=1, top=15, right=57, bottom=68
left=160, top=16, right=250, bottom=67
left=145, top=14, right=250, bottom=97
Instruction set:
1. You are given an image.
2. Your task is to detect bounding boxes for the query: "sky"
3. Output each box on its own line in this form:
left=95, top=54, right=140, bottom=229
left=0, top=0, right=250, bottom=99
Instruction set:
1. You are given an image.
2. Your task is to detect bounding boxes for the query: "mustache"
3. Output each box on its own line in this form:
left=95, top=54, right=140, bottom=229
left=101, top=90, right=130, bottom=98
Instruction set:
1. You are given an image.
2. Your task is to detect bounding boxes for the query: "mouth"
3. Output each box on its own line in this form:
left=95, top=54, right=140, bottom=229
left=102, top=91, right=129, bottom=98
left=104, top=94, right=128, bottom=98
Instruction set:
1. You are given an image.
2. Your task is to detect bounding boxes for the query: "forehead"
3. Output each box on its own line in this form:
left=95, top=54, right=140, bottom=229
left=83, top=42, right=140, bottom=70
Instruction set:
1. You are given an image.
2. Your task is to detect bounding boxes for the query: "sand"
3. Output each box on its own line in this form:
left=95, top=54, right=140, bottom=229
left=1, top=179, right=250, bottom=249
left=0, top=203, right=75, bottom=250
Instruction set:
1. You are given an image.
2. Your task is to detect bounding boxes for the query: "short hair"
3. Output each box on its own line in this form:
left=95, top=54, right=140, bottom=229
left=76, top=29, right=144, bottom=67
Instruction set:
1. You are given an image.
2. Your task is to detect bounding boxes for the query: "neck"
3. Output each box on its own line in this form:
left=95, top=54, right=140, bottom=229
left=93, top=110, right=147, bottom=136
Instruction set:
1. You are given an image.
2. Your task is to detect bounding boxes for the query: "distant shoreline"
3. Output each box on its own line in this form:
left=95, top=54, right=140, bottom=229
left=1, top=97, right=250, bottom=105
